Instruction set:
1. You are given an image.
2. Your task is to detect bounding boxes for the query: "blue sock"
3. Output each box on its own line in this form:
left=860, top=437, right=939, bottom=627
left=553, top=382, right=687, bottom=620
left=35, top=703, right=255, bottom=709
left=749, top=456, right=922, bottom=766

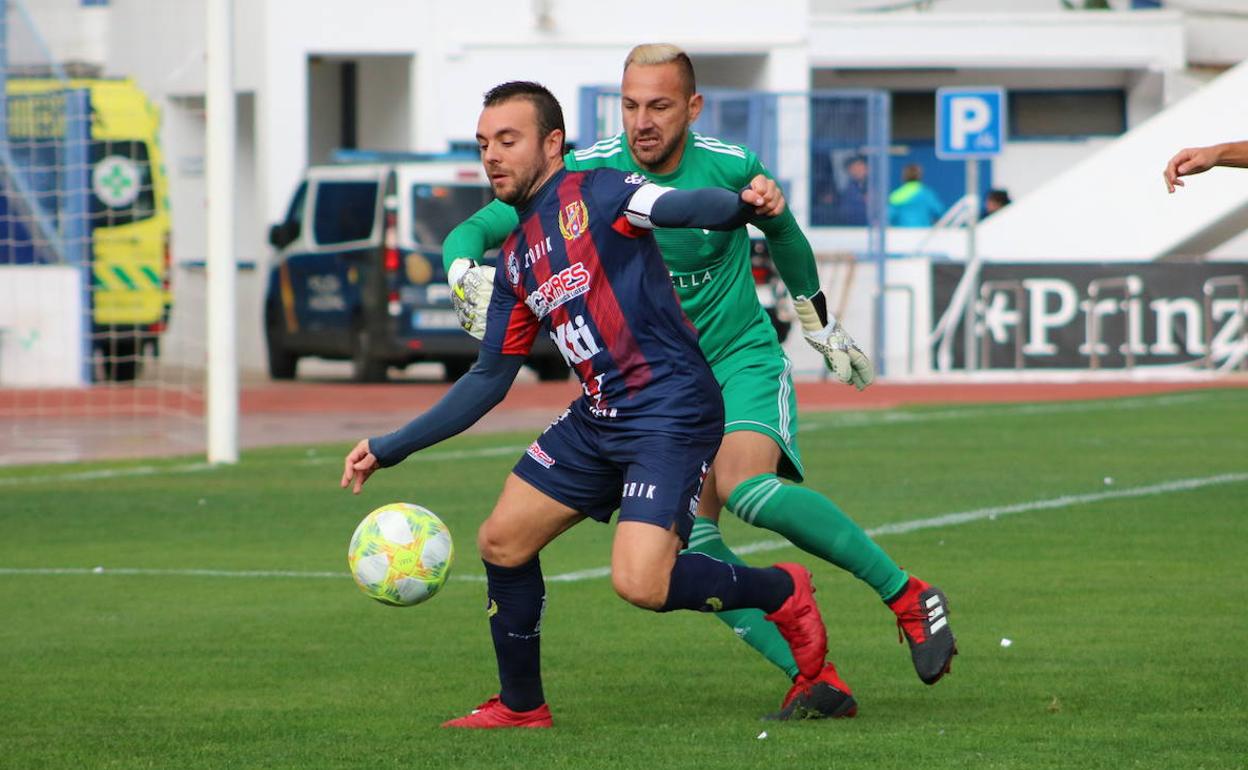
left=483, top=557, right=546, bottom=712
left=658, top=552, right=793, bottom=614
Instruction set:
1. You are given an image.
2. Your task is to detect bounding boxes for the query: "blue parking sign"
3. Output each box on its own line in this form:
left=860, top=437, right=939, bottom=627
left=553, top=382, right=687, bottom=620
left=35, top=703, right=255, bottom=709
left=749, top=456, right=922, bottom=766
left=936, top=88, right=1006, bottom=159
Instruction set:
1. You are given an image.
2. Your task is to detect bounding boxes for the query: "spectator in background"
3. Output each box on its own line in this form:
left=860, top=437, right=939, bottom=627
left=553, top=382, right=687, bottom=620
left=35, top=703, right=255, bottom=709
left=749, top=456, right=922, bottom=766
left=834, top=155, right=869, bottom=226
left=888, top=164, right=944, bottom=227
left=983, top=188, right=1011, bottom=218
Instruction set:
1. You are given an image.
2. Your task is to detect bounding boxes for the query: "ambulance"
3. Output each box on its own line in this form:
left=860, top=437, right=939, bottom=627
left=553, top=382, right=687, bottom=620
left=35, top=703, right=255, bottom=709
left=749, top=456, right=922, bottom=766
left=6, top=77, right=172, bottom=381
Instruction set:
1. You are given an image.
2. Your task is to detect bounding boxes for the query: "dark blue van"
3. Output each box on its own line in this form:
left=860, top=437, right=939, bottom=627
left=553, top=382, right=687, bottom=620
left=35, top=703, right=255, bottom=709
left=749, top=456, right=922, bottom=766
left=263, top=155, right=569, bottom=382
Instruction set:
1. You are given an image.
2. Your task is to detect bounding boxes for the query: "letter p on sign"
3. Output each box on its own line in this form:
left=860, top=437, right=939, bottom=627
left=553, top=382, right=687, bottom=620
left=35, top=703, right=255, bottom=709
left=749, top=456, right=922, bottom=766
left=949, top=97, right=991, bottom=150
left=936, top=87, right=1005, bottom=160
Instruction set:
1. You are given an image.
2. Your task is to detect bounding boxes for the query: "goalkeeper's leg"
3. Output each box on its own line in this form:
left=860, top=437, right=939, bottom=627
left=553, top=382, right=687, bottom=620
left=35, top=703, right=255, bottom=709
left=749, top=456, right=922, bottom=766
left=717, top=431, right=908, bottom=602
left=687, top=468, right=858, bottom=719
left=683, top=514, right=800, bottom=680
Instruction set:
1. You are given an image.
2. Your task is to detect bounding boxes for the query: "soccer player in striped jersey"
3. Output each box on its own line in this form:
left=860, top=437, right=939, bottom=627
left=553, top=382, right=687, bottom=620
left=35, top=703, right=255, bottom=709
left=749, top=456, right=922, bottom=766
left=342, top=81, right=832, bottom=729
left=443, top=45, right=956, bottom=718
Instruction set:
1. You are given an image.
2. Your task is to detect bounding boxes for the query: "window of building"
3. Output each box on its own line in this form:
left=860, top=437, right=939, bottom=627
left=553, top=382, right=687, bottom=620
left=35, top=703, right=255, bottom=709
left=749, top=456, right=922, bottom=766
left=1008, top=90, right=1126, bottom=139
left=891, top=91, right=936, bottom=142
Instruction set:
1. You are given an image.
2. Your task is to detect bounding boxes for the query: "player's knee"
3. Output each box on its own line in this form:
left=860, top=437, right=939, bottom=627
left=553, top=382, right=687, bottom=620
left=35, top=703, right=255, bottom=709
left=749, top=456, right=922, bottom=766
left=476, top=519, right=529, bottom=567
left=716, top=467, right=758, bottom=502
left=611, top=568, right=667, bottom=610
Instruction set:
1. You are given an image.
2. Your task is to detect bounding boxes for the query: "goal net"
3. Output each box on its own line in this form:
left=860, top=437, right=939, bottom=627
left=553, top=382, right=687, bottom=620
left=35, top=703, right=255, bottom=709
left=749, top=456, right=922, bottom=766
left=0, top=0, right=204, bottom=464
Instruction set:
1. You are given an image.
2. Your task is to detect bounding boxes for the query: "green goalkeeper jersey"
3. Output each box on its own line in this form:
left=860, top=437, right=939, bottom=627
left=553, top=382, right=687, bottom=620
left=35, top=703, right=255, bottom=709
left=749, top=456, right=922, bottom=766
left=442, top=131, right=820, bottom=367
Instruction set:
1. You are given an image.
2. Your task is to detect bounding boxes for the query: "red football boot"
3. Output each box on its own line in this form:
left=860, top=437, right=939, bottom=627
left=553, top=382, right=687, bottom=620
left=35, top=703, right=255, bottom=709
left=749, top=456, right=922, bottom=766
left=763, top=563, right=828, bottom=680
left=441, top=696, right=553, bottom=729
left=887, top=575, right=957, bottom=685
left=770, top=662, right=859, bottom=721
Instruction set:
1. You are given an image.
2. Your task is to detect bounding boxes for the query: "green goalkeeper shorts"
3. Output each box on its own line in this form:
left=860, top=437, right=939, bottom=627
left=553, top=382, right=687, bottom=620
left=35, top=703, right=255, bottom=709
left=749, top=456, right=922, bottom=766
left=710, top=337, right=805, bottom=483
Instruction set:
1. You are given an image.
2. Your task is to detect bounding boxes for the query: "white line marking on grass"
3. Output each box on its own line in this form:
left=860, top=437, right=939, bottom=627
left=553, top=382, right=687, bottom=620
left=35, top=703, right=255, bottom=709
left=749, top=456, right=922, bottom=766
left=0, top=567, right=347, bottom=579
left=0, top=445, right=530, bottom=487
left=4, top=471, right=1244, bottom=584
left=801, top=392, right=1206, bottom=432
left=0, top=462, right=215, bottom=487
left=730, top=471, right=1248, bottom=556
left=296, top=444, right=528, bottom=467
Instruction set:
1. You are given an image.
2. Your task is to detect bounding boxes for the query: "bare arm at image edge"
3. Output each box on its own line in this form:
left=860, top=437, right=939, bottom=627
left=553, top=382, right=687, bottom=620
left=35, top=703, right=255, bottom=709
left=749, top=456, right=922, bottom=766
left=1163, top=141, right=1248, bottom=193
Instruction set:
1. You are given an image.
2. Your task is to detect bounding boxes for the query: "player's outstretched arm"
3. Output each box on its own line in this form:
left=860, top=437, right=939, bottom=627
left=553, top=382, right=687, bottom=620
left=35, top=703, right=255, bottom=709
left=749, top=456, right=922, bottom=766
left=628, top=184, right=761, bottom=231
left=1164, top=141, right=1248, bottom=193
left=339, top=351, right=525, bottom=494
left=444, top=199, right=520, bottom=339
left=753, top=204, right=875, bottom=390
left=441, top=198, right=519, bottom=272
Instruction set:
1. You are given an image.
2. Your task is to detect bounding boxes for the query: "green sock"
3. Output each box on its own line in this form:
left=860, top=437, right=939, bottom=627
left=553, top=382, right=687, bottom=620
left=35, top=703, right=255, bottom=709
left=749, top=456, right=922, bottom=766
left=683, top=516, right=800, bottom=680
left=728, top=473, right=910, bottom=601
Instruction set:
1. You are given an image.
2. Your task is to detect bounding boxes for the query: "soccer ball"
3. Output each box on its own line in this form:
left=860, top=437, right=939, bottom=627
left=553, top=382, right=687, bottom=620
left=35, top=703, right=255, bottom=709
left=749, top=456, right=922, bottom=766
left=348, top=503, right=454, bottom=606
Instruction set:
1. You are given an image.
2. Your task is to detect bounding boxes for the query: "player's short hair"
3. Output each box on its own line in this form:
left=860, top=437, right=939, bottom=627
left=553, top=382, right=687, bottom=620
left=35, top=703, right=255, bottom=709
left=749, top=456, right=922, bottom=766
left=903, top=163, right=924, bottom=183
left=624, top=43, right=697, bottom=96
left=482, top=81, right=566, bottom=153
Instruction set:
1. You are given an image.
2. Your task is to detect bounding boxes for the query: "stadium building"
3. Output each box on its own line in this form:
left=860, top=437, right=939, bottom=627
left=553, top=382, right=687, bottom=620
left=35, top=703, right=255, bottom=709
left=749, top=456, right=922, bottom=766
left=22, top=0, right=1248, bottom=378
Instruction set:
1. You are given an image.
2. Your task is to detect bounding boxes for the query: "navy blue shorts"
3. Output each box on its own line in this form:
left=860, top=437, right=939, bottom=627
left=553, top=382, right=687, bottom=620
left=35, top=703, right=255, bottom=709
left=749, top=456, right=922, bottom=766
left=512, top=406, right=720, bottom=545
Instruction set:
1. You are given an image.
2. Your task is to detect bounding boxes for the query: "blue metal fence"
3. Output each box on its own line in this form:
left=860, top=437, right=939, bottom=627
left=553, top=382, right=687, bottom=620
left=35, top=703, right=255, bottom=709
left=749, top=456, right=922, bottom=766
left=577, top=85, right=894, bottom=370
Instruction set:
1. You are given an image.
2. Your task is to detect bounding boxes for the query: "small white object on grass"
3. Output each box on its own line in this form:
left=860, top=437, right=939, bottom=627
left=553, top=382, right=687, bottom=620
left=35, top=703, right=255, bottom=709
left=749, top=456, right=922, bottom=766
left=92, top=566, right=104, bottom=574
left=1001, top=638, right=1013, bottom=648
left=1103, top=476, right=1114, bottom=486
left=756, top=731, right=768, bottom=740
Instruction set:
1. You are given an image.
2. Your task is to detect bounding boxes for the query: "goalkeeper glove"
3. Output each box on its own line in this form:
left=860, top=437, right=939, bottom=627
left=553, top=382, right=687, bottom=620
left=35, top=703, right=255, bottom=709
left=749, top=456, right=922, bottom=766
left=793, top=292, right=874, bottom=391
left=447, top=258, right=494, bottom=341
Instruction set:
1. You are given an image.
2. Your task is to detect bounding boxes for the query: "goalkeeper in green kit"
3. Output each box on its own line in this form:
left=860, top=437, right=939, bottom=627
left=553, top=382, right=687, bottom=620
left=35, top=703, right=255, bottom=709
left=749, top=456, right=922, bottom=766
left=443, top=44, right=956, bottom=719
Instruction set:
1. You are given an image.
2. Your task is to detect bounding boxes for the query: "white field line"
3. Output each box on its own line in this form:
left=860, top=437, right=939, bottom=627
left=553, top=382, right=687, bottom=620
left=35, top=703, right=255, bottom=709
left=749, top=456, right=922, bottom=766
left=0, top=391, right=1212, bottom=488
left=0, top=445, right=530, bottom=488
left=800, top=392, right=1205, bottom=431
left=3, top=470, right=1243, bottom=584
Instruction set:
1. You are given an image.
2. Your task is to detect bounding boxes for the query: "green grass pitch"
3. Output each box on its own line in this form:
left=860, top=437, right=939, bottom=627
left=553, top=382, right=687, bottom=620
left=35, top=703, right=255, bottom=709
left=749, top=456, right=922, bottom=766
left=1, top=389, right=1246, bottom=769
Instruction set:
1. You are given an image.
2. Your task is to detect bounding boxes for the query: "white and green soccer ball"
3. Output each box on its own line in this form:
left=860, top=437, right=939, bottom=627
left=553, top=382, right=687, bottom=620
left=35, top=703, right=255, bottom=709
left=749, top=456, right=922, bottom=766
left=348, top=503, right=454, bottom=607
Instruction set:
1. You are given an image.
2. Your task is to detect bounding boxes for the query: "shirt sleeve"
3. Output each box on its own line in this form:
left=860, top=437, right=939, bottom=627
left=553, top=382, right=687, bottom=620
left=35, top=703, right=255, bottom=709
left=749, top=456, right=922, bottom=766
left=479, top=252, right=539, bottom=356
left=440, top=197, right=520, bottom=272
left=367, top=349, right=525, bottom=467
left=636, top=186, right=755, bottom=231
left=745, top=151, right=821, bottom=300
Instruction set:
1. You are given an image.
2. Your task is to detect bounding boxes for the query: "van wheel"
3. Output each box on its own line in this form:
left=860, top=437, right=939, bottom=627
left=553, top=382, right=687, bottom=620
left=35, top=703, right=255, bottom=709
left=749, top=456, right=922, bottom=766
left=266, top=324, right=299, bottom=380
left=351, top=328, right=388, bottom=383
left=100, top=338, right=139, bottom=382
left=531, top=358, right=570, bottom=382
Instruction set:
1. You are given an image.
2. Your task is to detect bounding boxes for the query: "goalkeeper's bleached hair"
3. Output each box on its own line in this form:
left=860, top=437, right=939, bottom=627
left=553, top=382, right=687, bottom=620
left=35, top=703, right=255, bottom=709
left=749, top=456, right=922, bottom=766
left=624, top=43, right=696, bottom=96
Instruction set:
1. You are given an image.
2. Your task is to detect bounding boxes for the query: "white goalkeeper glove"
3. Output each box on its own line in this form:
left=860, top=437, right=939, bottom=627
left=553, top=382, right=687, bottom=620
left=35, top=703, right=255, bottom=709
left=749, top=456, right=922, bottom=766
left=447, top=258, right=494, bottom=341
left=793, top=292, right=874, bottom=391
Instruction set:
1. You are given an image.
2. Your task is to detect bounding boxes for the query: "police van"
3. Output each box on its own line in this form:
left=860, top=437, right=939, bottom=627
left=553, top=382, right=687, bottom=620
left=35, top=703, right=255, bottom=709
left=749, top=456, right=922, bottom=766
left=264, top=151, right=569, bottom=382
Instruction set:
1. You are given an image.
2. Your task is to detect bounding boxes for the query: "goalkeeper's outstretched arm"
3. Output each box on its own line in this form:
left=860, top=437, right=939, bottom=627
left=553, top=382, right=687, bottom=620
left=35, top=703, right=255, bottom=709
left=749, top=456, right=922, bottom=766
left=441, top=198, right=519, bottom=272
left=444, top=200, right=519, bottom=340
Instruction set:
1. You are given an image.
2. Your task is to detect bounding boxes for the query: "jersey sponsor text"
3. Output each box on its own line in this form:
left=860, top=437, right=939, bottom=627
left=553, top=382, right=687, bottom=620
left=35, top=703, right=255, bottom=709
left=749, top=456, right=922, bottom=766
left=525, top=440, right=556, bottom=469
left=526, top=262, right=590, bottom=318
left=551, top=314, right=601, bottom=365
